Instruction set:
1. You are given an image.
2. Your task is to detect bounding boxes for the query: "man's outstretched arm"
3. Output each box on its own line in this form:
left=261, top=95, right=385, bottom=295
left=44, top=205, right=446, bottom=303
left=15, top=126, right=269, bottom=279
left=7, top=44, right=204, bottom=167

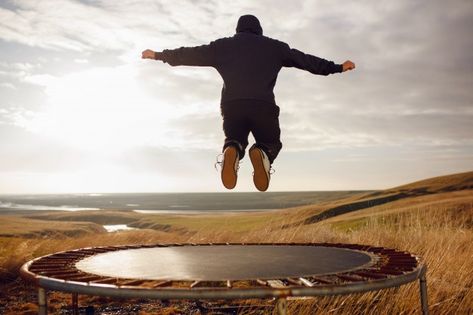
left=142, top=42, right=217, bottom=67
left=281, top=44, right=355, bottom=75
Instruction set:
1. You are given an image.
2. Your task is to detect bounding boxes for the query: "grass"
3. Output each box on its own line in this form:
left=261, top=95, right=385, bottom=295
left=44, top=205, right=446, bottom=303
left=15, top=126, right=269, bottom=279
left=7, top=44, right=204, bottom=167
left=0, top=216, right=105, bottom=237
left=131, top=211, right=288, bottom=234
left=0, top=171, right=472, bottom=314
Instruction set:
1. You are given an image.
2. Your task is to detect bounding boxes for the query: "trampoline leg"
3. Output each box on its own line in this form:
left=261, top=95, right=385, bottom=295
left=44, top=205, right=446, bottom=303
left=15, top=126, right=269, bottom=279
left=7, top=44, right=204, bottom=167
left=38, top=288, right=47, bottom=315
left=276, top=297, right=287, bottom=315
left=419, top=266, right=429, bottom=315
left=72, top=293, right=79, bottom=315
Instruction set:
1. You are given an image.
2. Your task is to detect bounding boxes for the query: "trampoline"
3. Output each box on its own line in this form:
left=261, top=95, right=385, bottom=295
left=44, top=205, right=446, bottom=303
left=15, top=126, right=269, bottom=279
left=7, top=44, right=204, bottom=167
left=21, top=243, right=429, bottom=315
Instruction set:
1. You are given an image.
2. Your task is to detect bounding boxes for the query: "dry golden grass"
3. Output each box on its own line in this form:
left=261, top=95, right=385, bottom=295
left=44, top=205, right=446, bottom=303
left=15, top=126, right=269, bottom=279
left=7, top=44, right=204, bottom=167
left=387, top=170, right=473, bottom=193
left=0, top=216, right=105, bottom=237
left=24, top=210, right=139, bottom=225
left=2, top=197, right=471, bottom=314
left=1, top=171, right=472, bottom=314
left=327, top=190, right=473, bottom=229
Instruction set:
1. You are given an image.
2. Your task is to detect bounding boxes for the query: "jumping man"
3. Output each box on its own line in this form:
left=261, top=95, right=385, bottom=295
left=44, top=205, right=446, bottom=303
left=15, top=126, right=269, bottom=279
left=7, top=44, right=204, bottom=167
left=142, top=14, right=355, bottom=192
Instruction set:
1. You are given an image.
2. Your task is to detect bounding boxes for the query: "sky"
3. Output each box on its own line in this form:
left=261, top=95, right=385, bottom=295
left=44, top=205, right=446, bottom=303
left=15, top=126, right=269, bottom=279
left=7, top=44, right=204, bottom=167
left=0, top=0, right=472, bottom=194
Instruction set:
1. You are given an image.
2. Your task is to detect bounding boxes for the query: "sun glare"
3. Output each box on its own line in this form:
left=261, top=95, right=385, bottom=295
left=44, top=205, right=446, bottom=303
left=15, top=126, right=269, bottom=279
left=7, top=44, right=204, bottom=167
left=26, top=64, right=181, bottom=152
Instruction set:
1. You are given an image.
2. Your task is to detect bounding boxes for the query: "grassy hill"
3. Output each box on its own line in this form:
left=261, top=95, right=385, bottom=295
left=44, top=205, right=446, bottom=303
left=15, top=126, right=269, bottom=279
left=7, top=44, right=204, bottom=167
left=290, top=171, right=473, bottom=226
left=0, top=216, right=105, bottom=238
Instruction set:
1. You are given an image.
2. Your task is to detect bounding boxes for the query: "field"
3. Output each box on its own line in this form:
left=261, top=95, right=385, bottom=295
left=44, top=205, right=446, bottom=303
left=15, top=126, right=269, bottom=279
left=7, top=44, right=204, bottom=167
left=0, top=171, right=472, bottom=314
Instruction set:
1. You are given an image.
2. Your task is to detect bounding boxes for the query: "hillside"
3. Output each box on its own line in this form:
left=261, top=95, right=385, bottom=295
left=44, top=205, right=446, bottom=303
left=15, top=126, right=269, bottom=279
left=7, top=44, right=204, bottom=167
left=295, top=171, right=473, bottom=226
left=0, top=216, right=106, bottom=238
left=382, top=171, right=473, bottom=194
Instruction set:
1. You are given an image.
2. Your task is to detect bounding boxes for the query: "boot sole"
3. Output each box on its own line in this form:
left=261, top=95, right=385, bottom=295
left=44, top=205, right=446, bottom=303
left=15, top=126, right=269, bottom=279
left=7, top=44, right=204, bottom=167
left=221, top=146, right=238, bottom=189
left=249, top=147, right=269, bottom=192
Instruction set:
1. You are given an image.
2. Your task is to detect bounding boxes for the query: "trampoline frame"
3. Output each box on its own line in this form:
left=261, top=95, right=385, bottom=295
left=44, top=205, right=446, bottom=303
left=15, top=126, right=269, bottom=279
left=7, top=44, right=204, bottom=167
left=20, top=243, right=429, bottom=315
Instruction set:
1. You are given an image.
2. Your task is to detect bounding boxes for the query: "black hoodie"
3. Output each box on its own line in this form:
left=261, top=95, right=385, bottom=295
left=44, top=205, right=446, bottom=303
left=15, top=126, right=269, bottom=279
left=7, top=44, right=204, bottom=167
left=158, top=15, right=343, bottom=105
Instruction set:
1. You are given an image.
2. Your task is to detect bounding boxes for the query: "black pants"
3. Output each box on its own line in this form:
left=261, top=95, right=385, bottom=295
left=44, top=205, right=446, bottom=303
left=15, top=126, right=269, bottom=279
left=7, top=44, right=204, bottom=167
left=221, top=99, right=282, bottom=164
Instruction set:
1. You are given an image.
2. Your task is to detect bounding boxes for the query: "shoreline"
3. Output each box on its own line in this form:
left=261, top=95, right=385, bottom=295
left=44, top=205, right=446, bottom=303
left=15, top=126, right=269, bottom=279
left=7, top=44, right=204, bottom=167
left=133, top=209, right=274, bottom=215
left=0, top=208, right=275, bottom=215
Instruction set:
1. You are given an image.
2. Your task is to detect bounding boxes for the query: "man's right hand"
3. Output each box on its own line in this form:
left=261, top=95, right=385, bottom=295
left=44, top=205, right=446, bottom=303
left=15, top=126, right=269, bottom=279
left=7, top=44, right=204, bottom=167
left=142, top=49, right=157, bottom=59
left=342, top=60, right=355, bottom=72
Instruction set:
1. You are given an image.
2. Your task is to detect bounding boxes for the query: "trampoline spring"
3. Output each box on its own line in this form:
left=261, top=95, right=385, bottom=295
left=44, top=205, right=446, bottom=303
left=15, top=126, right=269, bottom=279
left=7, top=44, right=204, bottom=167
left=388, top=262, right=417, bottom=268
left=49, top=254, right=82, bottom=259
left=90, top=277, right=119, bottom=284
left=36, top=269, right=69, bottom=275
left=40, top=270, right=81, bottom=277
left=190, top=281, right=201, bottom=288
left=152, top=243, right=168, bottom=247
left=119, top=279, right=146, bottom=286
left=298, top=277, right=314, bottom=287
left=354, top=271, right=388, bottom=280
left=101, top=246, right=121, bottom=251
left=74, top=250, right=95, bottom=254
left=386, top=258, right=410, bottom=263
left=38, top=257, right=74, bottom=261
left=46, top=253, right=74, bottom=257
left=367, top=246, right=386, bottom=253
left=125, top=244, right=143, bottom=248
left=32, top=262, right=72, bottom=267
left=307, top=277, right=333, bottom=285
left=382, top=251, right=414, bottom=258
left=90, top=248, right=111, bottom=253
left=377, top=268, right=404, bottom=275
left=389, top=256, right=417, bottom=261
left=71, top=275, right=103, bottom=282
left=337, top=274, right=363, bottom=283
left=343, top=244, right=364, bottom=249
left=34, top=258, right=71, bottom=263
left=286, top=278, right=303, bottom=286
left=389, top=261, right=417, bottom=267
left=139, top=244, right=156, bottom=248
left=51, top=273, right=86, bottom=280
left=226, top=280, right=232, bottom=288
left=379, top=249, right=398, bottom=253
left=267, top=280, right=286, bottom=288
left=256, top=279, right=268, bottom=286
left=151, top=280, right=172, bottom=288
left=30, top=265, right=67, bottom=271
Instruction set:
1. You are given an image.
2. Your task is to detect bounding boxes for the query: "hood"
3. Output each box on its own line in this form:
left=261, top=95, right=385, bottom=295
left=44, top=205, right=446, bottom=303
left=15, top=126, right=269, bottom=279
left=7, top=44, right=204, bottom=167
left=236, top=15, right=263, bottom=35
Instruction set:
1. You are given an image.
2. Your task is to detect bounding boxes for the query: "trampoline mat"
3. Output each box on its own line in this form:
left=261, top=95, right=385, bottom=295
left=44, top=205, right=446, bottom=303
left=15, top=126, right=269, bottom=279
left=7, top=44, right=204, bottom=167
left=75, top=245, right=373, bottom=281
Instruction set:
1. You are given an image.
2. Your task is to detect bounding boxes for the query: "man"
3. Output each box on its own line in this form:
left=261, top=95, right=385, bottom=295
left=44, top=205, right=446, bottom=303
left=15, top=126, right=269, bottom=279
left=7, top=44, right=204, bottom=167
left=142, top=14, right=355, bottom=192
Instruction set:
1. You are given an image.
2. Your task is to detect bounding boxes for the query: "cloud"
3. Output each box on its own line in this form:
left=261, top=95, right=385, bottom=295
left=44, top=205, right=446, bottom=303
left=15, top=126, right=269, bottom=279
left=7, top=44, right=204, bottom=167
left=0, top=61, right=38, bottom=78
left=0, top=0, right=232, bottom=53
left=0, top=82, right=15, bottom=89
left=273, top=0, right=473, bottom=151
left=74, top=58, right=89, bottom=64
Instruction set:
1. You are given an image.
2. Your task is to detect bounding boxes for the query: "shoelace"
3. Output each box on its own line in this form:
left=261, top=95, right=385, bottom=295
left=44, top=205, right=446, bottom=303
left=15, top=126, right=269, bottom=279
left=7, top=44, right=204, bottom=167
left=214, top=153, right=223, bottom=171
left=251, top=166, right=275, bottom=176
